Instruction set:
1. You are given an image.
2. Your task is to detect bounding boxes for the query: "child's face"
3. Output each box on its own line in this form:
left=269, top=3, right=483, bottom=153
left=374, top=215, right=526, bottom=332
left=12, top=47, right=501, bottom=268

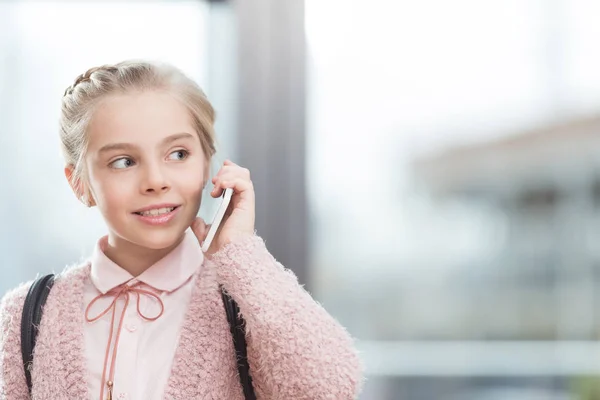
left=83, top=91, right=206, bottom=250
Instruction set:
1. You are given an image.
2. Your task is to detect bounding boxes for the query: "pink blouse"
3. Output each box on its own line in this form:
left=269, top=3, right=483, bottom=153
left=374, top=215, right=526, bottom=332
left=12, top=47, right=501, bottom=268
left=83, top=230, right=202, bottom=400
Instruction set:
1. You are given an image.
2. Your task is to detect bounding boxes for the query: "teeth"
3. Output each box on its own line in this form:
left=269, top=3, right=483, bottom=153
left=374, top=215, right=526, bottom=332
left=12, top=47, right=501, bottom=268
left=139, top=207, right=175, bottom=217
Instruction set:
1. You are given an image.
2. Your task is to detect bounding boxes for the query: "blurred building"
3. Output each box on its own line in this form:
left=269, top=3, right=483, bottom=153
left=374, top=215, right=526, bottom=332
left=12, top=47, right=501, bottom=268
left=413, top=115, right=600, bottom=340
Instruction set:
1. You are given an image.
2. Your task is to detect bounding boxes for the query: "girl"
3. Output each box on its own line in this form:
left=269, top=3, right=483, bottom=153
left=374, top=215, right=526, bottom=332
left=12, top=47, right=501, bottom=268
left=0, top=61, right=363, bottom=399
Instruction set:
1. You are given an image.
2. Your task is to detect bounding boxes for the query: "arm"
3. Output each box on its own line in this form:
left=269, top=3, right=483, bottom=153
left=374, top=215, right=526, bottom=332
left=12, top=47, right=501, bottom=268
left=212, top=236, right=364, bottom=400
left=0, top=282, right=33, bottom=400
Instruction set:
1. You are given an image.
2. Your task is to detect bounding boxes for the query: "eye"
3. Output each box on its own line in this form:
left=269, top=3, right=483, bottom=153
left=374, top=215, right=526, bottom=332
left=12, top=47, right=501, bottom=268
left=168, top=150, right=189, bottom=161
left=110, top=158, right=135, bottom=169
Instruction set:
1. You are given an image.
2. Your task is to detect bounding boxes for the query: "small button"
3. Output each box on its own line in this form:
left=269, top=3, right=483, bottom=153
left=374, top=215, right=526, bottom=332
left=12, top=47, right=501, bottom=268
left=118, top=393, right=128, bottom=399
left=126, top=324, right=137, bottom=332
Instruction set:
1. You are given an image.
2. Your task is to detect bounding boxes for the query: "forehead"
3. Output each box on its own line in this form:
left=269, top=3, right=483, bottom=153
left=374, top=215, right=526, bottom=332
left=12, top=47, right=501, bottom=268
left=87, top=91, right=195, bottom=149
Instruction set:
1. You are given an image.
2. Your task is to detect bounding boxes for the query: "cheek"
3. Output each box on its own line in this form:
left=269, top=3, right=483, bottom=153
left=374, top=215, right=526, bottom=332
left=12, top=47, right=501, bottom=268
left=175, top=166, right=205, bottom=199
left=89, top=172, right=136, bottom=210
left=170, top=161, right=205, bottom=206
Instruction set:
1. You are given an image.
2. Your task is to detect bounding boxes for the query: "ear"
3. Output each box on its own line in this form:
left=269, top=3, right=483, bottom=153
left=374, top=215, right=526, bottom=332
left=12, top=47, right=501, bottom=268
left=64, top=165, right=96, bottom=207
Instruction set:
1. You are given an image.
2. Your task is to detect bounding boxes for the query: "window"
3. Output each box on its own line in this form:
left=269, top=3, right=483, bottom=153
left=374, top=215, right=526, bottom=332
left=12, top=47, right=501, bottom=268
left=306, top=0, right=600, bottom=397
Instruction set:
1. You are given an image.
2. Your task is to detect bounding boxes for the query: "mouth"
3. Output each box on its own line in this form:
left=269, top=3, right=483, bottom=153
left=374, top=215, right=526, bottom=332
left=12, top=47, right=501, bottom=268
left=132, top=204, right=182, bottom=226
left=133, top=205, right=180, bottom=217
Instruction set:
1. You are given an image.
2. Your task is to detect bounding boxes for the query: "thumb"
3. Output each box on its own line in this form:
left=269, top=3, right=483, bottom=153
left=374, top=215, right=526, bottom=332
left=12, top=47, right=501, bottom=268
left=191, top=217, right=211, bottom=245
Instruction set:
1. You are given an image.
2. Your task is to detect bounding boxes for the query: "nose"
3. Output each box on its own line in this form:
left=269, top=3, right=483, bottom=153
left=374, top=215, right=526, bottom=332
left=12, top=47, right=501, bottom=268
left=140, top=163, right=170, bottom=194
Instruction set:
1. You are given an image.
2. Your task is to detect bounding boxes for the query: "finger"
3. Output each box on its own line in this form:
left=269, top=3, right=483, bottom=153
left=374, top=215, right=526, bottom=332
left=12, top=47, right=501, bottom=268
left=212, top=161, right=247, bottom=178
left=222, top=163, right=249, bottom=179
left=213, top=167, right=251, bottom=184
left=211, top=171, right=242, bottom=197
left=210, top=164, right=251, bottom=197
left=212, top=168, right=225, bottom=182
left=211, top=162, right=249, bottom=184
left=191, top=218, right=206, bottom=238
left=212, top=164, right=239, bottom=182
left=210, top=166, right=233, bottom=196
left=210, top=180, right=223, bottom=198
left=214, top=176, right=254, bottom=194
left=191, top=217, right=210, bottom=244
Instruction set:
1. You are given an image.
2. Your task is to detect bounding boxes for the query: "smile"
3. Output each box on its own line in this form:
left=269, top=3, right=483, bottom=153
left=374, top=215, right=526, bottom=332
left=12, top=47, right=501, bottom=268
left=132, top=204, right=181, bottom=226
left=134, top=207, right=177, bottom=217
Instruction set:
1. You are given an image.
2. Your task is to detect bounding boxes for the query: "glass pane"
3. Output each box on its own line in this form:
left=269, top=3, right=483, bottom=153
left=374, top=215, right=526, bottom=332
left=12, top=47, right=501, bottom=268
left=306, top=0, right=600, bottom=398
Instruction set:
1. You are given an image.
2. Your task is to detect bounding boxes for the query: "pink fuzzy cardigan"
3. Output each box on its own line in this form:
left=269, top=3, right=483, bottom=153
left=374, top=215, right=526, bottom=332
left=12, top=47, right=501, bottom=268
left=0, top=236, right=363, bottom=399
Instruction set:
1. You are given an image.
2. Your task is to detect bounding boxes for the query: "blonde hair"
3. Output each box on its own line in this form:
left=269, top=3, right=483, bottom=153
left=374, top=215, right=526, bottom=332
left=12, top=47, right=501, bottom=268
left=60, top=60, right=216, bottom=192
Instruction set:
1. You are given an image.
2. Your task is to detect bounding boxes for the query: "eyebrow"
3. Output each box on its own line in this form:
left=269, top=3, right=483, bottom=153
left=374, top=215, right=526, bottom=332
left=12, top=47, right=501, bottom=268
left=98, top=132, right=196, bottom=154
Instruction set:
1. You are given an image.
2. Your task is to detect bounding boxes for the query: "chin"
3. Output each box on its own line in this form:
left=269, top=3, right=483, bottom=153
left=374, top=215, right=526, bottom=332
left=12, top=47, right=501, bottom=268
left=131, top=227, right=188, bottom=250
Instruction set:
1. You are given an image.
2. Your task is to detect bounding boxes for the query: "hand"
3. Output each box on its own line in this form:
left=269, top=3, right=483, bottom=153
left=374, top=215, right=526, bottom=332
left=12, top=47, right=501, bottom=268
left=192, top=160, right=255, bottom=255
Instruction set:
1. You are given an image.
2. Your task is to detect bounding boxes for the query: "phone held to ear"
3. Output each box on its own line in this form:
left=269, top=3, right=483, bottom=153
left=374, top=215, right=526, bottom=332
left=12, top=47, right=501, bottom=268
left=201, top=188, right=234, bottom=253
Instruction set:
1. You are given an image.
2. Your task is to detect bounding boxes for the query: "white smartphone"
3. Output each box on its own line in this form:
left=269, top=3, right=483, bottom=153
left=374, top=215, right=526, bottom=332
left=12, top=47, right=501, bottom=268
left=201, top=188, right=234, bottom=252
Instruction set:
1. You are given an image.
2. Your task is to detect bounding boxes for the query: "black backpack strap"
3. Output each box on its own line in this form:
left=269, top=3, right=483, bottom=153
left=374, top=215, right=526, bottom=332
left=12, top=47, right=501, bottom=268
left=20, top=276, right=254, bottom=398
left=220, top=286, right=256, bottom=400
left=20, top=273, right=55, bottom=394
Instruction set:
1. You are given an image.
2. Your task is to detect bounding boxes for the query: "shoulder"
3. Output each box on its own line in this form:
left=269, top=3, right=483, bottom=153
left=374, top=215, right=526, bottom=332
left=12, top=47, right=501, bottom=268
left=0, top=261, right=90, bottom=327
left=55, top=260, right=91, bottom=285
left=0, top=261, right=90, bottom=383
left=0, top=279, right=35, bottom=397
left=0, top=280, right=33, bottom=334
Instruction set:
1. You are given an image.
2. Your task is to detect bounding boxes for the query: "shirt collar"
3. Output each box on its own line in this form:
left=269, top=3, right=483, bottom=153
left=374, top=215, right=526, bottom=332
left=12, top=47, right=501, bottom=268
left=90, top=230, right=203, bottom=294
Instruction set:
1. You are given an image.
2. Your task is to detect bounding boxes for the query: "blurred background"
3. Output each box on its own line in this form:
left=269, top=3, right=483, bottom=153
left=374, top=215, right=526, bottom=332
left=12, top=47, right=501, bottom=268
left=2, top=0, right=600, bottom=399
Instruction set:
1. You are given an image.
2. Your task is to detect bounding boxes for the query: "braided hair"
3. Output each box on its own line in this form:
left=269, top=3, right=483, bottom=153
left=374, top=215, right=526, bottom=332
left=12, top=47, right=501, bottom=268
left=63, top=65, right=118, bottom=97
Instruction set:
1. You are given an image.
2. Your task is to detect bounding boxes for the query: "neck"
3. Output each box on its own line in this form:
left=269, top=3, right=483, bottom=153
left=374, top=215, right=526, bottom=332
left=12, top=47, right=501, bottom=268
left=103, top=233, right=185, bottom=277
